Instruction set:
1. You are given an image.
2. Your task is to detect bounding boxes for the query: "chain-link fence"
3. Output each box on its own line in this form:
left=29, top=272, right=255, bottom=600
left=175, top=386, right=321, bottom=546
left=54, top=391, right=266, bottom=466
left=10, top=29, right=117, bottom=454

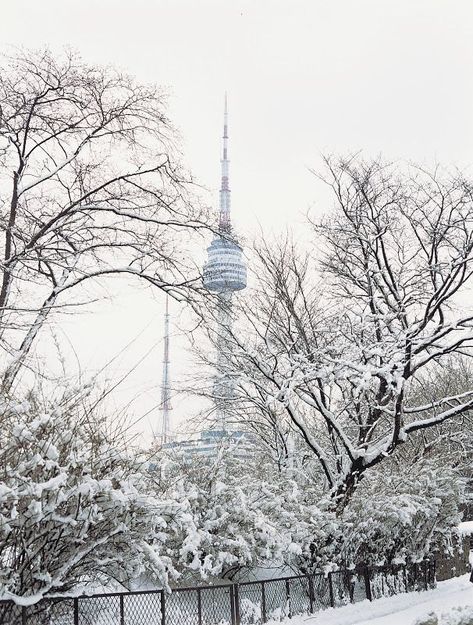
left=0, top=560, right=436, bottom=625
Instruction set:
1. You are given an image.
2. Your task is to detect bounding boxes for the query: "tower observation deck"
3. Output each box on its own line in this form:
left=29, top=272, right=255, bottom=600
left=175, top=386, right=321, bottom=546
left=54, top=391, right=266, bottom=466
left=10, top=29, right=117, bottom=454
left=202, top=95, right=247, bottom=430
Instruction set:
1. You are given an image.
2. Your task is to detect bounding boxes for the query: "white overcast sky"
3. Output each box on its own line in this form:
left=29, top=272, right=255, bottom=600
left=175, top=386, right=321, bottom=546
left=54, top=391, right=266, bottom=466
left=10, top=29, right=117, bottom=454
left=2, top=0, right=473, bottom=442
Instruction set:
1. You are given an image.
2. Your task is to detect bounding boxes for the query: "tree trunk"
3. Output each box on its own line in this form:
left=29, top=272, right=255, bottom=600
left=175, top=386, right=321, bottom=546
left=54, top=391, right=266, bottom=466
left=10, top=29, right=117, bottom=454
left=332, top=459, right=366, bottom=515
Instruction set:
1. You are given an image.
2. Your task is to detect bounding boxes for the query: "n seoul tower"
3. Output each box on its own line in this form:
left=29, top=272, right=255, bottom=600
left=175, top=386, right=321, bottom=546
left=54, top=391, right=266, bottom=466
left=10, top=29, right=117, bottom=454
left=203, top=95, right=247, bottom=430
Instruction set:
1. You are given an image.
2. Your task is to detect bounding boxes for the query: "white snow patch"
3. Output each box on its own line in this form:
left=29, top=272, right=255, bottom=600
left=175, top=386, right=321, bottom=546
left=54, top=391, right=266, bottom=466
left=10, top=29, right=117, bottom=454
left=458, top=521, right=473, bottom=536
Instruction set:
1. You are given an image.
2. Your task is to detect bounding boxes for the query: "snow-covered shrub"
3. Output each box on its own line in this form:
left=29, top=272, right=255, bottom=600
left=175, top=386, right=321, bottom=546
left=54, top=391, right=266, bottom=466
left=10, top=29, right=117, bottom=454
left=239, top=597, right=262, bottom=624
left=148, top=449, right=334, bottom=580
left=150, top=452, right=287, bottom=579
left=339, top=460, right=467, bottom=567
left=0, top=389, right=179, bottom=603
left=278, top=456, right=466, bottom=574
left=148, top=448, right=465, bottom=579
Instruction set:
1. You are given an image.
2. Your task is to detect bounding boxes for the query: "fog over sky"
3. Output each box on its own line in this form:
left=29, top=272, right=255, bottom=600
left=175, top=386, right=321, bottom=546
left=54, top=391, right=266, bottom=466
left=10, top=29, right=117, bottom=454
left=2, top=1, right=473, bottom=442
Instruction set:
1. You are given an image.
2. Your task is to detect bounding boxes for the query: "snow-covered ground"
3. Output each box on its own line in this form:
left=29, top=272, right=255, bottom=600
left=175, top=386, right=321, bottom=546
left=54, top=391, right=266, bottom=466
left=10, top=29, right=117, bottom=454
left=267, top=575, right=473, bottom=625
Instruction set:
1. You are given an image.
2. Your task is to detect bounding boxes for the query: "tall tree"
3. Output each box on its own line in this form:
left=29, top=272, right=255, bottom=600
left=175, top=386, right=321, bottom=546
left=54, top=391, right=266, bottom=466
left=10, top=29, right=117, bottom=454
left=0, top=49, right=206, bottom=390
left=212, top=157, right=473, bottom=512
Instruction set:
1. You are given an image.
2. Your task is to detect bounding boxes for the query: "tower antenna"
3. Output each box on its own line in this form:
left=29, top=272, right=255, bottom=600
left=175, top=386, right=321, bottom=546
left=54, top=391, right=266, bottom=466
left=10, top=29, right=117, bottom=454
left=219, top=91, right=231, bottom=233
left=160, top=294, right=172, bottom=444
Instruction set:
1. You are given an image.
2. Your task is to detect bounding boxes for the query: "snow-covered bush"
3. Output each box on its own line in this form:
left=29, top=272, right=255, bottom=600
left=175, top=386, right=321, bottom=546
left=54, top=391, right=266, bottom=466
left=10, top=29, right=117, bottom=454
left=263, top=456, right=467, bottom=574
left=146, top=445, right=466, bottom=580
left=339, top=460, right=467, bottom=567
left=440, top=606, right=473, bottom=625
left=147, top=449, right=337, bottom=580
left=0, top=388, right=179, bottom=603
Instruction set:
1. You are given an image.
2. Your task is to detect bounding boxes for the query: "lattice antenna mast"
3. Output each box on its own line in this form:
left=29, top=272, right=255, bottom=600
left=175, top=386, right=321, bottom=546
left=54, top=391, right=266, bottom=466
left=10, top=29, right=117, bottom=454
left=160, top=295, right=172, bottom=444
left=219, top=92, right=231, bottom=233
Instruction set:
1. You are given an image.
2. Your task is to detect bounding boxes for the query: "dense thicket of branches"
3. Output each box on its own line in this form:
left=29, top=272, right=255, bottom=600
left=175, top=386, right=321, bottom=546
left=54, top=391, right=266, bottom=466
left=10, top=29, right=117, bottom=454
left=0, top=49, right=206, bottom=391
left=0, top=387, right=180, bottom=606
left=206, top=157, right=473, bottom=511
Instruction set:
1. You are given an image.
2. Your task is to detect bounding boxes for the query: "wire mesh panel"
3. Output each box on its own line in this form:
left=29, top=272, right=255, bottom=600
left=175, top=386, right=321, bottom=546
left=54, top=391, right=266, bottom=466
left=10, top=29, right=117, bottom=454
left=406, top=562, right=427, bottom=593
left=78, top=594, right=121, bottom=625
left=370, top=566, right=408, bottom=599
left=349, top=571, right=369, bottom=603
left=238, top=582, right=263, bottom=624
left=200, top=586, right=234, bottom=625
left=12, top=598, right=75, bottom=625
left=330, top=570, right=353, bottom=606
left=287, top=577, right=310, bottom=617
left=44, top=598, right=75, bottom=625
left=166, top=588, right=200, bottom=625
left=123, top=592, right=163, bottom=625
left=260, top=578, right=289, bottom=622
left=0, top=601, right=23, bottom=625
left=311, top=573, right=332, bottom=610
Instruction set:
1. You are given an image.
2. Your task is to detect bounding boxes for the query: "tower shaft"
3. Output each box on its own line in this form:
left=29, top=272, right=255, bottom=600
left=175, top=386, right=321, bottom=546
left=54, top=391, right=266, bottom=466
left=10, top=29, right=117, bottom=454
left=214, top=291, right=234, bottom=431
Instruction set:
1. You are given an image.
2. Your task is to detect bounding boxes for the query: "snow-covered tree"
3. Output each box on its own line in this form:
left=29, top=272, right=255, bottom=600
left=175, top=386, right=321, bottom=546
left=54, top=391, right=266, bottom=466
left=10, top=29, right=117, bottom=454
left=0, top=386, right=180, bottom=605
left=398, top=357, right=473, bottom=471
left=206, top=157, right=473, bottom=512
left=0, top=48, right=206, bottom=391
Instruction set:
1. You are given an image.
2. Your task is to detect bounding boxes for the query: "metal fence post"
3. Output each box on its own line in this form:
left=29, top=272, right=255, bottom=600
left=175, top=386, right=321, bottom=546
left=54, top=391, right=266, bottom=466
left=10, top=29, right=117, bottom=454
left=261, top=581, right=267, bottom=623
left=197, top=588, right=202, bottom=625
left=229, top=585, right=236, bottom=625
left=21, top=606, right=27, bottom=625
left=403, top=564, right=409, bottom=593
left=423, top=561, right=428, bottom=591
left=73, top=598, right=79, bottom=625
left=307, top=575, right=315, bottom=613
left=234, top=584, right=241, bottom=625
left=119, top=594, right=125, bottom=625
left=161, top=591, right=166, bottom=625
left=285, top=578, right=291, bottom=618
left=363, top=567, right=373, bottom=602
left=328, top=573, right=335, bottom=608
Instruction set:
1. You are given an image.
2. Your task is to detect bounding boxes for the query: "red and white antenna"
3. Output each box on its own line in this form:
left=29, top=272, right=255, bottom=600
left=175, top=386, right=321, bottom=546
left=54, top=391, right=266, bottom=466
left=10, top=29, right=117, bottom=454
left=219, top=92, right=231, bottom=232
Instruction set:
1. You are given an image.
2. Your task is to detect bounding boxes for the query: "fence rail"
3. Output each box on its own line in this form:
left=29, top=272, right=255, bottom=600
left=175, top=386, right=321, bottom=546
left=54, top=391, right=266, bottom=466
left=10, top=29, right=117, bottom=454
left=0, top=560, right=436, bottom=625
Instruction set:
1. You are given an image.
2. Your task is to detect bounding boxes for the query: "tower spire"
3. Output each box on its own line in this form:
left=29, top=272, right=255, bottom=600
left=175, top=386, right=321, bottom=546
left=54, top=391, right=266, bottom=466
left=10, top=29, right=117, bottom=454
left=160, top=294, right=172, bottom=444
left=219, top=92, right=231, bottom=232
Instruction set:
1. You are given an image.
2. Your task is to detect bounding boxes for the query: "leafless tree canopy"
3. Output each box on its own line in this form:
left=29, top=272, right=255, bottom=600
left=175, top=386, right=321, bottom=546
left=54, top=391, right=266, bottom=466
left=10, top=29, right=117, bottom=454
left=0, top=49, right=208, bottom=391
left=212, top=157, right=473, bottom=511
